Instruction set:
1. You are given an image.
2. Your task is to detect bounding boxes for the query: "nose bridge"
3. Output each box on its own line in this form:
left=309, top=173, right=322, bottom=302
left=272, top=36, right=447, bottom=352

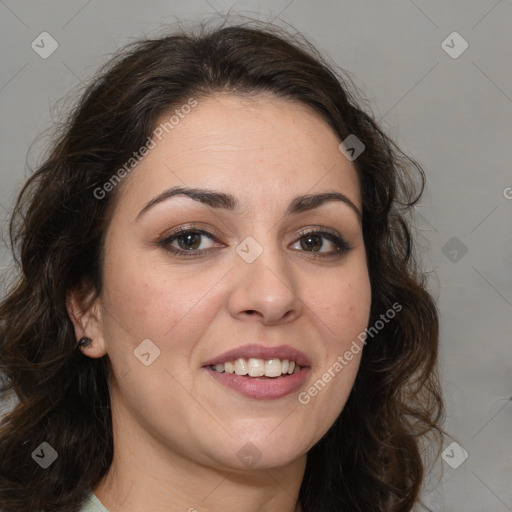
left=228, top=233, right=302, bottom=323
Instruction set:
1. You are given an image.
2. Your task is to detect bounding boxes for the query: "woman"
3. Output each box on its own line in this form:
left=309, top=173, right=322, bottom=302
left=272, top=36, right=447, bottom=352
left=0, top=21, right=444, bottom=512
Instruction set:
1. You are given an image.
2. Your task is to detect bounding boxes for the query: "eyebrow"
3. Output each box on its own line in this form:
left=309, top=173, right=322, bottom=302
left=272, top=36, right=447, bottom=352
left=135, top=186, right=362, bottom=222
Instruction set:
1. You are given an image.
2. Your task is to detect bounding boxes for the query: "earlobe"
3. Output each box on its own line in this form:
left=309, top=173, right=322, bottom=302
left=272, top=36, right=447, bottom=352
left=66, top=289, right=107, bottom=358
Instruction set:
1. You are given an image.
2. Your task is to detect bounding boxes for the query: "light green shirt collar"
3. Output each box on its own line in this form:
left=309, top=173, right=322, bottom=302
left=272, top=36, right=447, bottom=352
left=80, top=492, right=110, bottom=512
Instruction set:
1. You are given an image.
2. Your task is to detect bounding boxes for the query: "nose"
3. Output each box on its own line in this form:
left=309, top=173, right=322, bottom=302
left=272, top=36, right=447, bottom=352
left=227, top=243, right=303, bottom=325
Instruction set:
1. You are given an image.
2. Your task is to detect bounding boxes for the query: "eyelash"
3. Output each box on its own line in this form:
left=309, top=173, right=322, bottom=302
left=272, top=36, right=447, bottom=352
left=158, top=226, right=353, bottom=259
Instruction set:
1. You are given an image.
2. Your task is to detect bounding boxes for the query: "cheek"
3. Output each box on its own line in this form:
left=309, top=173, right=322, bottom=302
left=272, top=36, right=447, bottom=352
left=99, top=250, right=233, bottom=401
left=300, top=256, right=371, bottom=392
left=309, top=261, right=372, bottom=347
left=102, top=247, right=224, bottom=343
left=293, top=266, right=370, bottom=448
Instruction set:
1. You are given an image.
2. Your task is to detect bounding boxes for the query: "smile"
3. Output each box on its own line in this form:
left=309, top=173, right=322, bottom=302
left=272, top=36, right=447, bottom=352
left=202, top=344, right=311, bottom=400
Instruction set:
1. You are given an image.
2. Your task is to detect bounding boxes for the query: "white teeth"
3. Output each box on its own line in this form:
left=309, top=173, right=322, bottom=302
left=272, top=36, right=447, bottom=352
left=210, top=357, right=302, bottom=377
left=264, top=359, right=282, bottom=378
left=248, top=358, right=265, bottom=377
left=234, top=358, right=248, bottom=375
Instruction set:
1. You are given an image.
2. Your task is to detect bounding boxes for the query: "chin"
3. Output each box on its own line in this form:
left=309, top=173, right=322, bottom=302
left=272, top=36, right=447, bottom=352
left=209, top=438, right=308, bottom=472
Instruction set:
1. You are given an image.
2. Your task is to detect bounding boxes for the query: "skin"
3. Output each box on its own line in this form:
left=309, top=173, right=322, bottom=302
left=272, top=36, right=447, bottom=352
left=68, top=93, right=372, bottom=512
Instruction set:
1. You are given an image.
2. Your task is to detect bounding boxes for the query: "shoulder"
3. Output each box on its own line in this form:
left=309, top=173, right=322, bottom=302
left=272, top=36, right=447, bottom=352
left=78, top=492, right=110, bottom=512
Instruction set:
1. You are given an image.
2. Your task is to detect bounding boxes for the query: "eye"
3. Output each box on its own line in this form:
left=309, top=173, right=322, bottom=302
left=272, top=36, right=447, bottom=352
left=290, top=229, right=352, bottom=257
left=158, top=228, right=222, bottom=255
left=157, top=226, right=352, bottom=258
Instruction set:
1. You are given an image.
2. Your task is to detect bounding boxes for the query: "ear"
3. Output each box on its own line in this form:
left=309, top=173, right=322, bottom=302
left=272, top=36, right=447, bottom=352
left=66, top=286, right=107, bottom=359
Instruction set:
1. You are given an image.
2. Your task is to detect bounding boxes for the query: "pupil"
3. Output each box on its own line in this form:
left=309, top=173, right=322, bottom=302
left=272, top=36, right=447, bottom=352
left=178, top=232, right=201, bottom=250
left=301, top=235, right=322, bottom=251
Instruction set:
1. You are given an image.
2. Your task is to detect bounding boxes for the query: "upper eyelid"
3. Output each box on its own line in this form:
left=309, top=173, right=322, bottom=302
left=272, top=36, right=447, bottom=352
left=161, top=225, right=345, bottom=241
left=160, top=225, right=223, bottom=242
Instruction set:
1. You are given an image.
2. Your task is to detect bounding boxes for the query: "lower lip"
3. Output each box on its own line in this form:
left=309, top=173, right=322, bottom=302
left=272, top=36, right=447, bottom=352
left=204, top=367, right=310, bottom=400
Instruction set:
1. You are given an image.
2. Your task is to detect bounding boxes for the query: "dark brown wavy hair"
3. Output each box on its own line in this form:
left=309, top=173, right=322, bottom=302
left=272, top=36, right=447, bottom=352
left=0, top=20, right=444, bottom=512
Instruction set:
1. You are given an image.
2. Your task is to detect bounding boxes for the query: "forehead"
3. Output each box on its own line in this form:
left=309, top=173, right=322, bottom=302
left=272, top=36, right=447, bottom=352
left=113, top=93, right=361, bottom=215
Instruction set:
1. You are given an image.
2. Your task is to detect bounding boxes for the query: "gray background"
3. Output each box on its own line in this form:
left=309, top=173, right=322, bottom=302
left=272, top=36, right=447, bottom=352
left=1, top=1, right=511, bottom=510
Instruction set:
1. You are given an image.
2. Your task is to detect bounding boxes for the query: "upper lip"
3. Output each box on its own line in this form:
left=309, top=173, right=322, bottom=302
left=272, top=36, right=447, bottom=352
left=202, top=344, right=311, bottom=368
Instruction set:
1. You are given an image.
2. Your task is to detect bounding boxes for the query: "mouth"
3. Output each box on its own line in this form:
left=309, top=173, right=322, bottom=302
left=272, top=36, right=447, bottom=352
left=202, top=344, right=311, bottom=400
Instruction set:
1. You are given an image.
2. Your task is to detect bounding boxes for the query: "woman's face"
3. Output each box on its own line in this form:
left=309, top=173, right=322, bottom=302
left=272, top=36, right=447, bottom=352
left=80, top=93, right=371, bottom=471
